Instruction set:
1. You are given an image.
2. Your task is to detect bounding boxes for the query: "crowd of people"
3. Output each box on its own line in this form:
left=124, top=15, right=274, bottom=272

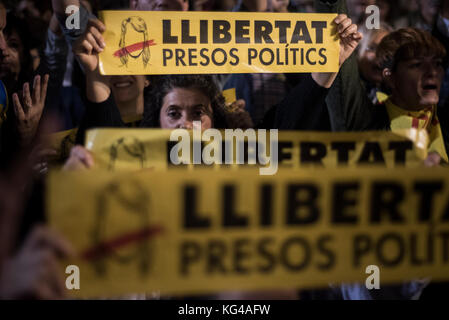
left=0, top=0, right=448, bottom=300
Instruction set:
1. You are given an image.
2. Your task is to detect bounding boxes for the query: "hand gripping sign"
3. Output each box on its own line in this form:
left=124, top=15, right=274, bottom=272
left=98, top=11, right=340, bottom=75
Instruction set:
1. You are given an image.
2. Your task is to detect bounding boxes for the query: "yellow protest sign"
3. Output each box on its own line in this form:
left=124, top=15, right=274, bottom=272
left=48, top=168, right=449, bottom=297
left=85, top=128, right=429, bottom=172
left=98, top=11, right=339, bottom=75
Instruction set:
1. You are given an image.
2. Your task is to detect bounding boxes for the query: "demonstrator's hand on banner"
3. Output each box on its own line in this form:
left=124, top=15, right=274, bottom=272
left=311, top=14, right=362, bottom=88
left=72, top=18, right=106, bottom=72
left=335, top=14, right=363, bottom=67
left=63, top=145, right=95, bottom=171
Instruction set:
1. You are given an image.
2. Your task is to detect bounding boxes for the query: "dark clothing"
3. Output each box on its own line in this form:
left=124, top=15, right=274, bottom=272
left=76, top=93, right=121, bottom=144
left=76, top=93, right=144, bottom=144
left=271, top=75, right=331, bottom=130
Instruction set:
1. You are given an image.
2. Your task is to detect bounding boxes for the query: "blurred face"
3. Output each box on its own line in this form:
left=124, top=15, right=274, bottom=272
left=419, top=0, right=439, bottom=25
left=347, top=0, right=376, bottom=23
left=110, top=75, right=149, bottom=104
left=18, top=0, right=44, bottom=19
left=193, top=0, right=215, bottom=11
left=387, top=56, right=444, bottom=110
left=0, top=30, right=23, bottom=81
left=159, top=87, right=213, bottom=129
left=130, top=0, right=188, bottom=11
left=216, top=0, right=237, bottom=11
left=272, top=0, right=290, bottom=12
left=294, top=0, right=314, bottom=13
left=358, top=30, right=389, bottom=85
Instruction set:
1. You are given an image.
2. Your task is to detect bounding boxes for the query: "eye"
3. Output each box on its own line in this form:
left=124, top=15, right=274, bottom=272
left=7, top=41, right=19, bottom=50
left=194, top=110, right=204, bottom=117
left=167, top=109, right=181, bottom=119
left=434, top=60, right=444, bottom=68
left=192, top=108, right=206, bottom=119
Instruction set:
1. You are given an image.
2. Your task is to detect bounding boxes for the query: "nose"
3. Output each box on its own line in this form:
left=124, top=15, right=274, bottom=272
left=180, top=121, right=193, bottom=129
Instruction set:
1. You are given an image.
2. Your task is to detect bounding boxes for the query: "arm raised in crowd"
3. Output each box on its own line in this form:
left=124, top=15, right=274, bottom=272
left=72, top=18, right=108, bottom=102
left=12, top=75, right=49, bottom=147
left=316, top=0, right=387, bottom=131
left=72, top=17, right=125, bottom=144
left=311, top=14, right=362, bottom=88
left=275, top=15, right=361, bottom=130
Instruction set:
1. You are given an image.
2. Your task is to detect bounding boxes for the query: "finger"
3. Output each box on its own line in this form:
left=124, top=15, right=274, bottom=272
left=235, top=99, right=246, bottom=111
left=82, top=40, right=93, bottom=55
left=46, top=255, right=67, bottom=299
left=89, top=25, right=106, bottom=49
left=22, top=83, right=32, bottom=113
left=86, top=32, right=103, bottom=53
left=72, top=145, right=95, bottom=168
left=33, top=75, right=41, bottom=104
left=34, top=253, right=62, bottom=300
left=334, top=14, right=347, bottom=24
left=23, top=226, right=75, bottom=258
left=36, top=148, right=58, bottom=159
left=337, top=18, right=352, bottom=33
left=35, top=282, right=59, bottom=300
left=43, top=229, right=76, bottom=259
left=352, top=32, right=363, bottom=40
left=40, top=74, right=49, bottom=105
left=12, top=93, right=25, bottom=120
left=342, top=24, right=358, bottom=38
left=88, top=18, right=106, bottom=34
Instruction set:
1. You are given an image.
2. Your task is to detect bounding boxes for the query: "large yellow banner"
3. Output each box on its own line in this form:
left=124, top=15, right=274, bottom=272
left=48, top=168, right=449, bottom=297
left=85, top=128, right=429, bottom=172
left=98, top=11, right=339, bottom=75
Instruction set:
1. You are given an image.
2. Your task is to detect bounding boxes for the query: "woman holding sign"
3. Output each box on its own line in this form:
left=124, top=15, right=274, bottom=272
left=63, top=9, right=362, bottom=169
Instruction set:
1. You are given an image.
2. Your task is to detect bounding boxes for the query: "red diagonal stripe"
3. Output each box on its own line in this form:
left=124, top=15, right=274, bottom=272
left=113, top=40, right=156, bottom=58
left=81, top=225, right=164, bottom=261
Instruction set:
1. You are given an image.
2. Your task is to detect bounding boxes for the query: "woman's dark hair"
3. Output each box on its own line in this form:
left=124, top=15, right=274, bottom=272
left=4, top=12, right=33, bottom=90
left=142, top=74, right=228, bottom=129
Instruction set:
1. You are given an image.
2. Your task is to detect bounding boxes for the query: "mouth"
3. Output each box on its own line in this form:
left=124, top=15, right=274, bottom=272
left=112, top=78, right=134, bottom=88
left=422, top=84, right=438, bottom=91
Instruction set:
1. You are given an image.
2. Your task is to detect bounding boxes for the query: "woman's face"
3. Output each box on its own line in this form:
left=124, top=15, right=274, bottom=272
left=110, top=75, right=149, bottom=104
left=159, top=87, right=213, bottom=129
left=0, top=30, right=23, bottom=81
left=358, top=30, right=389, bottom=85
left=389, top=55, right=444, bottom=110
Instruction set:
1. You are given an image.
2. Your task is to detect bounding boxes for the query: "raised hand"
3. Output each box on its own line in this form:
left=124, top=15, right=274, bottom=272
left=311, top=15, right=363, bottom=88
left=72, top=18, right=106, bottom=72
left=334, top=14, right=363, bottom=67
left=13, top=74, right=49, bottom=146
left=0, top=226, right=75, bottom=300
